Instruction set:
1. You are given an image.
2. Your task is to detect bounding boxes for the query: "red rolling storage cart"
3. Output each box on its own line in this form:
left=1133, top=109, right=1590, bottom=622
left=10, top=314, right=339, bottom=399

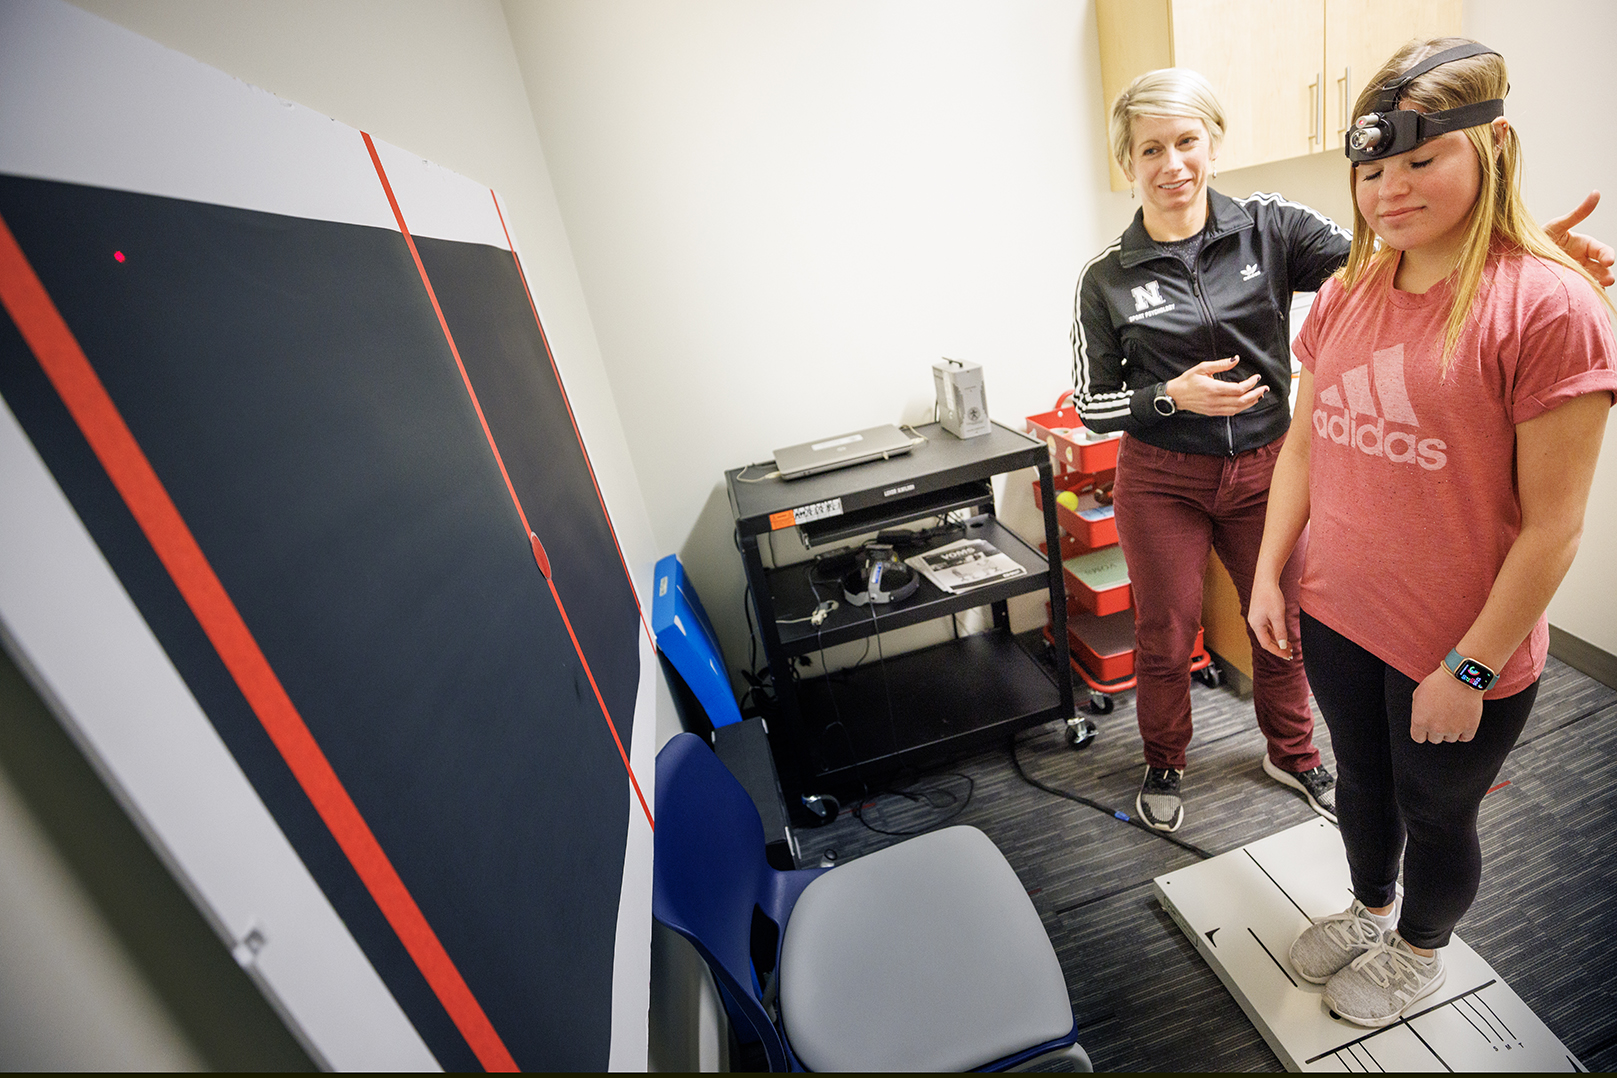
left=1026, top=399, right=1216, bottom=744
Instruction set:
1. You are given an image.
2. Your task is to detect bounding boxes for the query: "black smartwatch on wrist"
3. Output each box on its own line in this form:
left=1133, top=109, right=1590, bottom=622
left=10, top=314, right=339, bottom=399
left=1443, top=648, right=1496, bottom=691
left=1152, top=383, right=1178, bottom=417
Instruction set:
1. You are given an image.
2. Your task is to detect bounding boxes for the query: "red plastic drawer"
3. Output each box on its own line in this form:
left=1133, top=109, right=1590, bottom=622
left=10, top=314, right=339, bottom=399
left=1062, top=546, right=1131, bottom=617
left=1031, top=480, right=1119, bottom=551
left=1026, top=407, right=1122, bottom=474
left=1058, top=493, right=1117, bottom=549
left=1061, top=607, right=1136, bottom=682
left=1044, top=609, right=1207, bottom=685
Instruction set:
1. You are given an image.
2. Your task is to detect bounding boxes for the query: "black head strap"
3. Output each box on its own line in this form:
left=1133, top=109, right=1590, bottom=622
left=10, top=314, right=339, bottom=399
left=1346, top=44, right=1505, bottom=162
left=1368, top=42, right=1499, bottom=113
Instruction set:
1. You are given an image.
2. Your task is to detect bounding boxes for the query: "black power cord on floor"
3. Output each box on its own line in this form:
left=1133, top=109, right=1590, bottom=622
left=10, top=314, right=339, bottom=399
left=851, top=772, right=976, bottom=837
left=1008, top=734, right=1214, bottom=860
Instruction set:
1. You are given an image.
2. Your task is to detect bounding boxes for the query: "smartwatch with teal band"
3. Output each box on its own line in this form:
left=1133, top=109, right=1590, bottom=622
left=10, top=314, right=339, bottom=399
left=1443, top=648, right=1496, bottom=691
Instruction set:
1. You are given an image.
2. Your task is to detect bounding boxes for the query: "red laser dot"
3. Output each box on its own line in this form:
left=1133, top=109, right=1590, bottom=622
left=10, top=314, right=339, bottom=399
left=113, top=251, right=125, bottom=262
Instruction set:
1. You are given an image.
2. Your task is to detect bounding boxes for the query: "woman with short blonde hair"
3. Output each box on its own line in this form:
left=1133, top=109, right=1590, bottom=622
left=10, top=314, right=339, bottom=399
left=1073, top=66, right=1351, bottom=834
left=1107, top=67, right=1226, bottom=176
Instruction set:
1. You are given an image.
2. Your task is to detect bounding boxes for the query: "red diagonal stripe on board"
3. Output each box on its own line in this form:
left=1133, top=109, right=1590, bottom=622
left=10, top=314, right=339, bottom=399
left=361, top=134, right=652, bottom=834
left=0, top=210, right=518, bottom=1072
left=488, top=189, right=656, bottom=650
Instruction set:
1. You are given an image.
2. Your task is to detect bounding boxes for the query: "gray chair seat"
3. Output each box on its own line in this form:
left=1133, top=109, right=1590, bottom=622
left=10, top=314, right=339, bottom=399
left=779, top=825, right=1074, bottom=1072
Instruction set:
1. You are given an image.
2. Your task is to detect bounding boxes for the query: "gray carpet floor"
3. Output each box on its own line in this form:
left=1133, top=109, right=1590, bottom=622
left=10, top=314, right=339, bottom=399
left=789, top=653, right=1617, bottom=1072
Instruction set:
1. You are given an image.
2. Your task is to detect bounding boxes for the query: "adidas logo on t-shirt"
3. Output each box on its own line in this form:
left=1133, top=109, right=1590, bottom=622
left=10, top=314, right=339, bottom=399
left=1312, top=343, right=1447, bottom=470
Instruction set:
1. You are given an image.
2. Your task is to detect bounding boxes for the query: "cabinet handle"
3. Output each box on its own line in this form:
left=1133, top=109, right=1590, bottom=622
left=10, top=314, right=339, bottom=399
left=1308, top=73, right=1321, bottom=147
left=1336, top=66, right=1351, bottom=139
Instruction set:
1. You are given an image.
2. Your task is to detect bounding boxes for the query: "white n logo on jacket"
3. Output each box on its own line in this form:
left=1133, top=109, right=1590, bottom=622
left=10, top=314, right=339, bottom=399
left=1130, top=280, right=1166, bottom=311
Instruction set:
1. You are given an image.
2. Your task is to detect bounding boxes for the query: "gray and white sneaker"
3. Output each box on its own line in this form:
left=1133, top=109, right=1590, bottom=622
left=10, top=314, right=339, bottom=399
left=1323, top=933, right=1445, bottom=1028
left=1290, top=898, right=1397, bottom=984
left=1263, top=755, right=1338, bottom=823
left=1136, top=766, right=1184, bottom=832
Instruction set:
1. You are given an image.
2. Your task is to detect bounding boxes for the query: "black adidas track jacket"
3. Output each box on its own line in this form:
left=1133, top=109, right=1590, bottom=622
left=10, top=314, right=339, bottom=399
left=1071, top=189, right=1350, bottom=456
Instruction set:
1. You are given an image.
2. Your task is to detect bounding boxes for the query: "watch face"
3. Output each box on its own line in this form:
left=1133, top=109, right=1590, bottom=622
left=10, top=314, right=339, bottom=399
left=1452, top=658, right=1493, bottom=690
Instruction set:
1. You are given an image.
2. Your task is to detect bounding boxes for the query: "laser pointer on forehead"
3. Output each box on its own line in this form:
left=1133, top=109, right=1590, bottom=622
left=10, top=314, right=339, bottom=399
left=1345, top=43, right=1505, bottom=163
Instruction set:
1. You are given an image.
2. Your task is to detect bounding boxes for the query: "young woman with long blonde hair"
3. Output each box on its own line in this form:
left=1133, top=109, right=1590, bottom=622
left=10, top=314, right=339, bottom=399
left=1248, top=38, right=1616, bottom=1028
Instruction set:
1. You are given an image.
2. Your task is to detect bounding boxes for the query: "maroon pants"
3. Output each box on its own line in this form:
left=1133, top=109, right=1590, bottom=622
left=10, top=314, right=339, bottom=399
left=1112, top=433, right=1318, bottom=772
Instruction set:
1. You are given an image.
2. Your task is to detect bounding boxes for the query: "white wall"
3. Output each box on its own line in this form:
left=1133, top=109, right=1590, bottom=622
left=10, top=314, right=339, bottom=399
left=1467, top=0, right=1617, bottom=656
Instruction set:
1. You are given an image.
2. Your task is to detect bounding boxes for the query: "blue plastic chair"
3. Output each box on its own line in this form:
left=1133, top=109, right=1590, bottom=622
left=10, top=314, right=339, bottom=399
left=652, top=732, right=1091, bottom=1071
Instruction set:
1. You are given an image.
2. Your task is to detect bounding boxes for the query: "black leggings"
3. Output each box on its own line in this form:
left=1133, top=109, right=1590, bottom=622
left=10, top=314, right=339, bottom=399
left=1301, top=611, right=1537, bottom=949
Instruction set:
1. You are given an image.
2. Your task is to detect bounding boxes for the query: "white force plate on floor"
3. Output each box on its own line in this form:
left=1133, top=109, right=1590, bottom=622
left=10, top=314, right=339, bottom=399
left=1154, top=819, right=1582, bottom=1072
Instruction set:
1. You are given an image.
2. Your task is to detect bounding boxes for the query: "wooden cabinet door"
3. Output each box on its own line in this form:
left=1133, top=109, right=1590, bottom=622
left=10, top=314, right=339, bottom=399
left=1096, top=0, right=1176, bottom=192
left=1171, top=0, right=1326, bottom=172
left=1323, top=0, right=1464, bottom=151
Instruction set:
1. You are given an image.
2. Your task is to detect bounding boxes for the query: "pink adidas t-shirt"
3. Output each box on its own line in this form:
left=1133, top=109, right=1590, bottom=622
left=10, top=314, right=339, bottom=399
left=1293, top=252, right=1617, bottom=697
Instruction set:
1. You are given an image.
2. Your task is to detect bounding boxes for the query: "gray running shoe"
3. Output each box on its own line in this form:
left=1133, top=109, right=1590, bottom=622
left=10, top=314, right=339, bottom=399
left=1263, top=755, right=1338, bottom=823
left=1289, top=898, right=1394, bottom=984
left=1323, top=933, right=1445, bottom=1028
left=1136, top=766, right=1184, bottom=832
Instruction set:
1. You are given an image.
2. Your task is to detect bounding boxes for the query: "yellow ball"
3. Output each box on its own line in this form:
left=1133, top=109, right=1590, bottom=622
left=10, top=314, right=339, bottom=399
left=1055, top=490, right=1080, bottom=511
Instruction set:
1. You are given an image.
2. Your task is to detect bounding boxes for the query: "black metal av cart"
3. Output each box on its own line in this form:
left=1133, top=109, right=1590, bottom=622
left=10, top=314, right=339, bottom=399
left=726, top=421, right=1078, bottom=804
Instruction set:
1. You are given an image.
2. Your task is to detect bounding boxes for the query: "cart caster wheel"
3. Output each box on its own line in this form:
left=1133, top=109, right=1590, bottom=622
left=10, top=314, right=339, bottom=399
left=1087, top=691, right=1114, bottom=715
left=1195, top=662, right=1226, bottom=689
left=1066, top=717, right=1098, bottom=750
